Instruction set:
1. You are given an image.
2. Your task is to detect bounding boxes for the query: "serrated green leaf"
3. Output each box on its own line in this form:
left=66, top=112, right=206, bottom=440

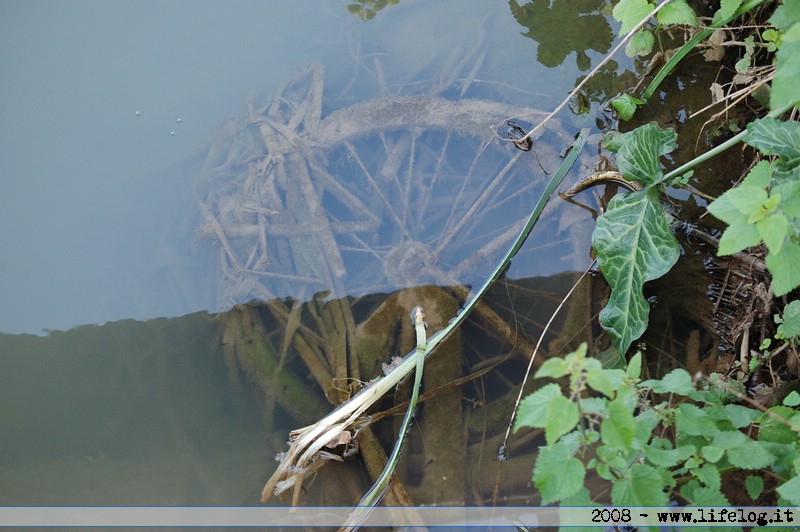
left=593, top=188, right=680, bottom=355
left=657, top=0, right=697, bottom=26
left=770, top=2, right=800, bottom=31
left=741, top=160, right=773, bottom=187
left=645, top=444, right=695, bottom=467
left=545, top=394, right=579, bottom=444
left=778, top=301, right=800, bottom=339
left=777, top=475, right=800, bottom=505
left=585, top=368, right=615, bottom=398
left=694, top=463, right=721, bottom=490
left=773, top=179, right=800, bottom=217
left=626, top=30, right=654, bottom=58
left=686, top=485, right=730, bottom=506
left=535, top=357, right=569, bottom=379
left=745, top=475, right=764, bottom=500
left=758, top=406, right=798, bottom=444
left=601, top=398, right=636, bottom=450
left=713, top=429, right=748, bottom=449
left=611, top=463, right=669, bottom=506
left=612, top=0, right=655, bottom=35
left=533, top=444, right=585, bottom=504
left=513, top=383, right=562, bottom=431
left=727, top=439, right=776, bottom=469
left=771, top=24, right=800, bottom=111
left=676, top=403, right=718, bottom=437
left=611, top=93, right=644, bottom=121
left=701, top=445, right=725, bottom=463
left=747, top=117, right=800, bottom=161
left=640, top=368, right=694, bottom=395
left=713, top=0, right=742, bottom=24
left=721, top=404, right=760, bottom=428
left=627, top=351, right=642, bottom=379
left=707, top=186, right=767, bottom=225
left=616, top=123, right=677, bottom=185
left=765, top=241, right=800, bottom=296
left=717, top=219, right=762, bottom=255
left=758, top=213, right=789, bottom=253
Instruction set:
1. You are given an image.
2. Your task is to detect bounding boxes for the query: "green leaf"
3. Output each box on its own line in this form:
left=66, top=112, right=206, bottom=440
left=694, top=463, right=721, bottom=491
left=757, top=213, right=789, bottom=254
left=535, top=357, right=569, bottom=379
left=645, top=444, right=695, bottom=467
left=777, top=475, right=800, bottom=505
left=740, top=160, right=772, bottom=187
left=616, top=123, right=677, bottom=185
left=716, top=219, right=762, bottom=255
left=713, top=429, right=747, bottom=449
left=708, top=186, right=768, bottom=222
left=585, top=368, right=615, bottom=398
left=545, top=394, right=579, bottom=444
left=657, top=0, right=697, bottom=26
left=746, top=117, right=800, bottom=162
left=627, top=351, right=642, bottom=379
left=778, top=301, right=800, bottom=339
left=784, top=390, right=800, bottom=406
left=713, top=0, right=742, bottom=24
left=721, top=404, right=760, bottom=428
left=611, top=93, right=645, bottom=120
left=771, top=23, right=800, bottom=111
left=727, top=439, right=776, bottom=469
left=593, top=188, right=680, bottom=355
left=513, top=383, right=562, bottom=431
left=685, top=485, right=730, bottom=506
left=533, top=444, right=585, bottom=504
left=640, top=368, right=694, bottom=395
left=758, top=406, right=798, bottom=444
left=675, top=403, right=718, bottom=437
left=601, top=398, right=636, bottom=450
left=625, top=30, right=654, bottom=57
left=745, top=475, right=764, bottom=500
left=612, top=0, right=655, bottom=35
left=701, top=445, right=725, bottom=463
left=770, top=2, right=800, bottom=31
left=611, top=463, right=669, bottom=506
left=765, top=241, right=800, bottom=296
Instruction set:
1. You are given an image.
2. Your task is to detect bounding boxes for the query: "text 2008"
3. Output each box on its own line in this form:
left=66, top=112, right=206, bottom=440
left=591, top=508, right=631, bottom=524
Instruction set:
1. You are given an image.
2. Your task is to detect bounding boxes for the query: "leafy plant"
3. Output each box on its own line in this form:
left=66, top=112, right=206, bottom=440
left=514, top=344, right=800, bottom=507
left=591, top=123, right=680, bottom=360
left=707, top=117, right=800, bottom=296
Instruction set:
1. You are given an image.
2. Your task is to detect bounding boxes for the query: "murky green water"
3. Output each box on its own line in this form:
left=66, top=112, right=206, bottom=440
left=0, top=0, right=678, bottom=511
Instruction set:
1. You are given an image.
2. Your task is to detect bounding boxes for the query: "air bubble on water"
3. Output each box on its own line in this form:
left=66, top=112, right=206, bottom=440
left=135, top=111, right=140, bottom=116
left=170, top=131, right=175, bottom=136
left=177, top=118, right=182, bottom=123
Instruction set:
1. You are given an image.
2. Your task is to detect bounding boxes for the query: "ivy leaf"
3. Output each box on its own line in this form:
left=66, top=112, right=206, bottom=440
left=533, top=443, right=585, bottom=504
left=616, top=122, right=678, bottom=185
left=611, top=463, right=669, bottom=506
left=593, top=188, right=680, bottom=355
left=765, top=241, right=800, bottom=296
left=612, top=0, right=655, bottom=35
left=514, top=383, right=561, bottom=431
left=657, top=0, right=697, bottom=26
left=771, top=23, right=800, bottom=112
